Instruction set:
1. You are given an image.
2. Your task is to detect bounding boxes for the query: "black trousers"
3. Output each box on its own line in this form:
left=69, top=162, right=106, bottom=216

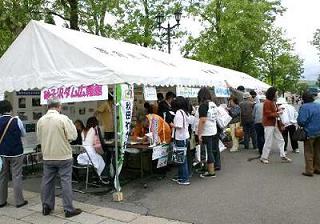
left=254, top=123, right=265, bottom=155
left=202, top=135, right=220, bottom=168
left=282, top=125, right=298, bottom=151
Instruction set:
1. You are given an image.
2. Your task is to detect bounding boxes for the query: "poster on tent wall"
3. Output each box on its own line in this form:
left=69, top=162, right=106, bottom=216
left=214, top=86, right=230, bottom=98
left=143, top=86, right=157, bottom=101
left=114, top=83, right=134, bottom=192
left=40, top=84, right=108, bottom=105
left=176, top=87, right=200, bottom=98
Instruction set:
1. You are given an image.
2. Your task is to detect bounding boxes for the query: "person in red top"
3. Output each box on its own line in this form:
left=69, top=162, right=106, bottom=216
left=260, top=87, right=292, bottom=164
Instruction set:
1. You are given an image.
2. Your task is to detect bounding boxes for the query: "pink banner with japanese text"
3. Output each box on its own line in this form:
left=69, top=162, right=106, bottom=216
left=40, top=84, right=108, bottom=104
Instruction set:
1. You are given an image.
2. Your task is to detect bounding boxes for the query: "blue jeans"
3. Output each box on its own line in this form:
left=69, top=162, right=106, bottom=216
left=175, top=140, right=189, bottom=182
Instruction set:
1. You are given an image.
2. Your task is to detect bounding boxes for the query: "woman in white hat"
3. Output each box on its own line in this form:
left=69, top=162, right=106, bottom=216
left=276, top=97, right=299, bottom=153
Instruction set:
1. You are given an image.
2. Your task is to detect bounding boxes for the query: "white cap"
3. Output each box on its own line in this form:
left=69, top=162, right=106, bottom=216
left=276, top=97, right=287, bottom=105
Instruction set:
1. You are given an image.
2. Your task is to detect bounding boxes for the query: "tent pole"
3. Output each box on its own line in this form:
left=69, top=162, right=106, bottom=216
left=112, top=85, right=123, bottom=201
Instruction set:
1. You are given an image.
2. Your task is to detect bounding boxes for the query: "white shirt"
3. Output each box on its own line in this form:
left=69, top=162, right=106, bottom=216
left=198, top=102, right=218, bottom=136
left=173, top=110, right=190, bottom=141
left=279, top=104, right=298, bottom=127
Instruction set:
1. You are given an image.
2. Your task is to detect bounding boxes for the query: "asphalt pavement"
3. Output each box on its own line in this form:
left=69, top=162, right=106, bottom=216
left=22, top=143, right=320, bottom=224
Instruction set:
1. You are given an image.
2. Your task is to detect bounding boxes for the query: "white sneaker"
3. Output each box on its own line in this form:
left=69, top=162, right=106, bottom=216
left=230, top=148, right=239, bottom=152
left=281, top=156, right=292, bottom=163
left=260, top=158, right=269, bottom=164
left=177, top=181, right=190, bottom=185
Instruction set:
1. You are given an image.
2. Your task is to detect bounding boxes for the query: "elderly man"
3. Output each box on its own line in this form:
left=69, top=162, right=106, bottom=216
left=37, top=98, right=82, bottom=217
left=240, top=92, right=257, bottom=149
left=252, top=95, right=266, bottom=155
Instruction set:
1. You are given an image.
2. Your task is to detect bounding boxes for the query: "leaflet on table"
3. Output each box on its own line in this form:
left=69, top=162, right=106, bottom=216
left=40, top=84, right=108, bottom=104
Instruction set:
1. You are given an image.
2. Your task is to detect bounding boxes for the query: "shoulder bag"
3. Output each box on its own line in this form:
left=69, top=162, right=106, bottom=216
left=93, top=127, right=104, bottom=155
left=235, top=111, right=244, bottom=139
left=0, top=117, right=15, bottom=145
left=292, top=126, right=306, bottom=142
left=0, top=117, right=14, bottom=172
left=171, top=110, right=187, bottom=164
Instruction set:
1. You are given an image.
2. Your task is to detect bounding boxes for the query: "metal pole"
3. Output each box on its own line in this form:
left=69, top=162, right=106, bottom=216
left=167, top=23, right=171, bottom=54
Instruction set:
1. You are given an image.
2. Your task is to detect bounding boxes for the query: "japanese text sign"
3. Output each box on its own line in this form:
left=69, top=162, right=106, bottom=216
left=40, top=84, right=108, bottom=104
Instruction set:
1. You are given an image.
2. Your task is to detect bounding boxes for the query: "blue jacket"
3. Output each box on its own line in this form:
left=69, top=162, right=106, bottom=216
left=0, top=115, right=25, bottom=157
left=297, top=102, right=320, bottom=138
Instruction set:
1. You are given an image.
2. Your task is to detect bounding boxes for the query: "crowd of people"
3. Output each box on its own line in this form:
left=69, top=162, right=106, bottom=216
left=1, top=84, right=320, bottom=217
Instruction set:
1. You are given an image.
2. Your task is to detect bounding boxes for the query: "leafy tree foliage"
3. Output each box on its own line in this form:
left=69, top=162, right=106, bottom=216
left=312, top=28, right=320, bottom=61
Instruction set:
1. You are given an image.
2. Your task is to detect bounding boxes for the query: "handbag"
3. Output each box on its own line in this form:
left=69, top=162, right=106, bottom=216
left=292, top=127, right=306, bottom=141
left=235, top=126, right=244, bottom=138
left=172, top=143, right=187, bottom=164
left=171, top=110, right=187, bottom=164
left=235, top=110, right=244, bottom=139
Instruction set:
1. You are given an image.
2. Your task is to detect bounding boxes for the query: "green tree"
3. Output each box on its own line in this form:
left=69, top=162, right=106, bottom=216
left=312, top=28, right=320, bottom=61
left=294, top=82, right=308, bottom=95
left=104, top=0, right=185, bottom=49
left=182, top=0, right=284, bottom=77
left=0, top=0, right=44, bottom=56
left=258, top=27, right=304, bottom=91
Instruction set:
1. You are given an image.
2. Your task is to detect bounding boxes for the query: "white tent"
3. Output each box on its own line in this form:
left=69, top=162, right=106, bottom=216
left=0, top=20, right=270, bottom=92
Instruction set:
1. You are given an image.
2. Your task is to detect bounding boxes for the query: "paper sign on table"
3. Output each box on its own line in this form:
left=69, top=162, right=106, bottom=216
left=157, top=156, right=168, bottom=168
left=152, top=145, right=168, bottom=160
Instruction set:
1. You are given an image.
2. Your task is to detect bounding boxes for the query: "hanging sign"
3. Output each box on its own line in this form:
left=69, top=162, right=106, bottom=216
left=40, top=84, right=108, bottom=104
left=114, top=84, right=134, bottom=192
left=143, top=86, right=157, bottom=101
left=157, top=156, right=168, bottom=168
left=214, top=86, right=230, bottom=98
left=176, top=87, right=200, bottom=98
left=152, top=145, right=168, bottom=160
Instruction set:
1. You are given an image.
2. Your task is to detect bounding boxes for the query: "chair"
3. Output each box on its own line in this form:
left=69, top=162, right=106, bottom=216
left=71, top=145, right=109, bottom=193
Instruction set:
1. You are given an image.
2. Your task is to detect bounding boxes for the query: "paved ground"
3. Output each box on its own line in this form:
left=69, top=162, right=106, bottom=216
left=1, top=188, right=190, bottom=224
left=21, top=144, right=320, bottom=224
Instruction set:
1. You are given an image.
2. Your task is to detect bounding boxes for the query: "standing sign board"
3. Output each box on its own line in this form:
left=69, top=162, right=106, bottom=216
left=143, top=86, right=157, bottom=101
left=114, top=84, right=134, bottom=192
left=40, top=84, right=108, bottom=104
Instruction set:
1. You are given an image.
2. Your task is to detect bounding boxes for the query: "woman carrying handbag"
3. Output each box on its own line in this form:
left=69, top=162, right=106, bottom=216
left=170, top=97, right=191, bottom=185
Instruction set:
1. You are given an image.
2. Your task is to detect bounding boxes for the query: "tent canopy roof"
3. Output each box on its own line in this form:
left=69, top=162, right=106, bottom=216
left=0, top=20, right=270, bottom=92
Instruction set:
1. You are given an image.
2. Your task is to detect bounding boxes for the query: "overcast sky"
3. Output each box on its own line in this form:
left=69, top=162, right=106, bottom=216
left=276, top=0, right=320, bottom=80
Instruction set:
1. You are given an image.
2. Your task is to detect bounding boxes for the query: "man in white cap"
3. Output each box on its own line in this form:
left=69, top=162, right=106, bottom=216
left=276, top=97, right=299, bottom=153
